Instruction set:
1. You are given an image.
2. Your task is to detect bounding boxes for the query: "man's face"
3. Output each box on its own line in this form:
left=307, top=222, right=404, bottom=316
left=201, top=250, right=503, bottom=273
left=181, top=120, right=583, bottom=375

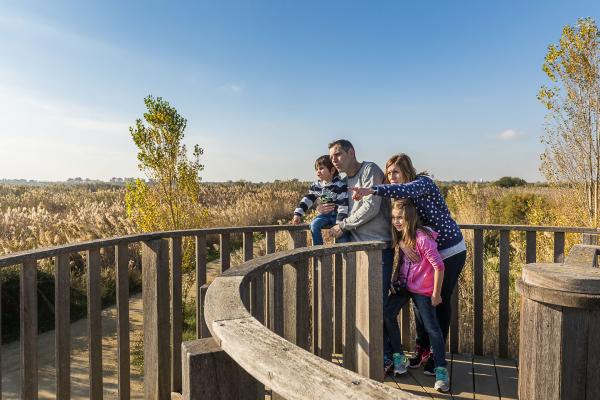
left=329, top=144, right=353, bottom=173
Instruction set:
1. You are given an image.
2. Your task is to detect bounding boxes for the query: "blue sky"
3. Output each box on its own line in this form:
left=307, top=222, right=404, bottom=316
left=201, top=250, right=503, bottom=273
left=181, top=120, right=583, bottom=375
left=1, top=1, right=599, bottom=182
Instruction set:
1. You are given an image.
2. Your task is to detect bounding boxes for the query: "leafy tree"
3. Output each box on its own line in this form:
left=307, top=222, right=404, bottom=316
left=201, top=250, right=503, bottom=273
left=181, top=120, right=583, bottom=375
left=126, top=95, right=207, bottom=231
left=538, top=18, right=600, bottom=226
left=494, top=176, right=527, bottom=188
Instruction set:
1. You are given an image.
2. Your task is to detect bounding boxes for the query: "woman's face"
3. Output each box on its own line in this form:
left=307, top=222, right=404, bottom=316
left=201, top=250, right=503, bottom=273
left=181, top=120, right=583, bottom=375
left=386, top=165, right=406, bottom=184
left=391, top=209, right=404, bottom=231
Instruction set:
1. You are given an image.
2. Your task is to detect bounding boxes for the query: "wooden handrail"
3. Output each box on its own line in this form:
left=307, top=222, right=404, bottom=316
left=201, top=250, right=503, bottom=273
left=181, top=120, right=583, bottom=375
left=204, top=242, right=423, bottom=400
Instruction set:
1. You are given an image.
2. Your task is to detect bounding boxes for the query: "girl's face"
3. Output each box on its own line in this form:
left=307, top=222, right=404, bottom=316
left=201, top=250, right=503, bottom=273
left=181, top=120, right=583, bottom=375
left=386, top=165, right=406, bottom=184
left=391, top=209, right=404, bottom=231
left=316, top=165, right=335, bottom=182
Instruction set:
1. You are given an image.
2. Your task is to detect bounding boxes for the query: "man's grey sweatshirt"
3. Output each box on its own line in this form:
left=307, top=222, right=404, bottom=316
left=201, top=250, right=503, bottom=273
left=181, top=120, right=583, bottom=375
left=338, top=161, right=391, bottom=243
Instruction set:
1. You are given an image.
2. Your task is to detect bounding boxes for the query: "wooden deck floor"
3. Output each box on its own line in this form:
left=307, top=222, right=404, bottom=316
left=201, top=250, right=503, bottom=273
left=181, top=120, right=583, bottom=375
left=339, top=353, right=518, bottom=399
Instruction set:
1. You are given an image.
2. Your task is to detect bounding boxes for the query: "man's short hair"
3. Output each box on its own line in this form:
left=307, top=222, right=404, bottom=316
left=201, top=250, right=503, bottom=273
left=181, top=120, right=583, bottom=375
left=328, top=139, right=354, bottom=152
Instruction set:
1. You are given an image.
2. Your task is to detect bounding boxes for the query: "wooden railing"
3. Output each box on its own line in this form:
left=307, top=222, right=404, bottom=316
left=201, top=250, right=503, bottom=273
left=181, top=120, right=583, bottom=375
left=0, top=223, right=598, bottom=399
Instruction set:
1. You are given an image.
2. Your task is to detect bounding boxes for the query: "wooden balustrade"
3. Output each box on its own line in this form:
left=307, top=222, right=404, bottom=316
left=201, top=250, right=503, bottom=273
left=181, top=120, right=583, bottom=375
left=0, top=223, right=598, bottom=399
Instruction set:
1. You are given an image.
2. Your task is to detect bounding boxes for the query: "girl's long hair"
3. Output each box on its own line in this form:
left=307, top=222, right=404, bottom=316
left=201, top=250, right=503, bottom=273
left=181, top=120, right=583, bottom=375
left=391, top=199, right=422, bottom=251
left=384, top=153, right=428, bottom=184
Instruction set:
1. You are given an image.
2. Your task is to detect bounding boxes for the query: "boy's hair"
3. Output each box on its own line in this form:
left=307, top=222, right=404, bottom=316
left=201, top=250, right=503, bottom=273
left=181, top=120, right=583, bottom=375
left=385, top=153, right=428, bottom=184
left=315, top=155, right=339, bottom=177
left=327, top=139, right=354, bottom=152
left=391, top=199, right=426, bottom=251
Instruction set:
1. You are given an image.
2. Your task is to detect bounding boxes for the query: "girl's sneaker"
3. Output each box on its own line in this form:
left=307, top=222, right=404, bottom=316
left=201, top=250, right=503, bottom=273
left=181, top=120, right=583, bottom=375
left=434, top=367, right=450, bottom=392
left=408, top=345, right=431, bottom=369
left=393, top=353, right=408, bottom=376
left=384, top=354, right=394, bottom=375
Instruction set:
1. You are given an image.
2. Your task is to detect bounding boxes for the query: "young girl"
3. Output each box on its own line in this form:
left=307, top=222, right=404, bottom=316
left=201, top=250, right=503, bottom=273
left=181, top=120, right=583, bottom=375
left=387, top=199, right=449, bottom=392
left=292, top=155, right=350, bottom=245
left=353, top=154, right=466, bottom=374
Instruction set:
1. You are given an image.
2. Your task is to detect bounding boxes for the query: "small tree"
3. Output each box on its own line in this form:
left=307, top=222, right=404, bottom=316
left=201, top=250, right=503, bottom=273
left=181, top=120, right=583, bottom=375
left=126, top=95, right=207, bottom=231
left=494, top=176, right=528, bottom=188
left=538, top=18, right=600, bottom=226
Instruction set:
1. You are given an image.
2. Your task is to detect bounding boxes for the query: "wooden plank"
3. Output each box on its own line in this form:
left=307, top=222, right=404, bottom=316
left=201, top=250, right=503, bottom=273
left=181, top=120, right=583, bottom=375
left=55, top=254, right=71, bottom=400
left=407, top=352, right=452, bottom=399
left=21, top=259, right=38, bottom=400
left=220, top=233, right=231, bottom=272
left=582, top=232, right=599, bottom=245
left=317, top=254, right=333, bottom=361
left=559, top=307, right=588, bottom=399
left=312, top=256, right=319, bottom=355
left=494, top=358, right=518, bottom=400
left=115, top=243, right=130, bottom=400
left=450, top=288, right=459, bottom=353
left=587, top=311, right=600, bottom=400
left=525, top=231, right=536, bottom=264
left=284, top=231, right=310, bottom=350
left=391, top=371, right=428, bottom=398
left=400, top=303, right=412, bottom=352
left=333, top=253, right=343, bottom=354
left=87, top=248, right=103, bottom=400
left=243, top=231, right=254, bottom=261
left=342, top=252, right=356, bottom=371
left=195, top=234, right=207, bottom=339
left=473, top=229, right=484, bottom=355
left=142, top=239, right=171, bottom=400
left=199, top=284, right=210, bottom=338
left=170, top=237, right=183, bottom=393
left=450, top=353, right=474, bottom=399
left=553, top=231, right=565, bottom=263
left=473, top=355, right=499, bottom=399
left=266, top=231, right=276, bottom=254
left=268, top=268, right=284, bottom=336
left=498, top=230, right=510, bottom=358
left=250, top=275, right=265, bottom=325
left=355, top=249, right=384, bottom=382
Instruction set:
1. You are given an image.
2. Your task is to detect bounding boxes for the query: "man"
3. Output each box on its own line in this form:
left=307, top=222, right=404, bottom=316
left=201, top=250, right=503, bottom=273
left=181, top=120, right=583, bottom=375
left=318, top=139, right=395, bottom=374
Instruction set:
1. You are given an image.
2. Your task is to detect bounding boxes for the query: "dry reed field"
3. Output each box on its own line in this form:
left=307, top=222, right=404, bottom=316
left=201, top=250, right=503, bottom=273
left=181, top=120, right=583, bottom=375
left=0, top=181, right=592, bottom=359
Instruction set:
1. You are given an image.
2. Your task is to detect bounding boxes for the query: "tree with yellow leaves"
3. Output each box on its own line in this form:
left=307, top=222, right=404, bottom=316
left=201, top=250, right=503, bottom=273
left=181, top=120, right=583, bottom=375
left=538, top=18, right=600, bottom=226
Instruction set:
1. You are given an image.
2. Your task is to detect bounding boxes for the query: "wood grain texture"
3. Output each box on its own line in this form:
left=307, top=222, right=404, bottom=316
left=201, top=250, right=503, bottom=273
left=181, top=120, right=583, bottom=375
left=317, top=254, right=333, bottom=361
left=473, top=355, right=499, bottom=400
left=342, top=252, right=357, bottom=372
left=115, top=243, right=130, bottom=400
left=498, top=230, right=510, bottom=358
left=220, top=233, right=231, bottom=272
left=87, top=248, right=103, bottom=400
left=565, top=244, right=599, bottom=267
left=554, top=231, right=565, bottom=263
left=55, top=254, right=71, bottom=400
left=525, top=230, right=537, bottom=264
left=170, top=237, right=183, bottom=393
left=21, top=259, right=38, bottom=400
left=334, top=253, right=343, bottom=354
left=473, top=229, right=484, bottom=355
left=195, top=234, right=207, bottom=339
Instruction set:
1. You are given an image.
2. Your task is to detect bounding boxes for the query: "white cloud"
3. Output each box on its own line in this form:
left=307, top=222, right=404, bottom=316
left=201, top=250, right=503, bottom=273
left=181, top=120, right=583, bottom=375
left=497, top=129, right=521, bottom=140
left=221, top=83, right=243, bottom=93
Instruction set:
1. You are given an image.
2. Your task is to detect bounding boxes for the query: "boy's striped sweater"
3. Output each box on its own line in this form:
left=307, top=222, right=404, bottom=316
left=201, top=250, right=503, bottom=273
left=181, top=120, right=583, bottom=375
left=294, top=175, right=349, bottom=221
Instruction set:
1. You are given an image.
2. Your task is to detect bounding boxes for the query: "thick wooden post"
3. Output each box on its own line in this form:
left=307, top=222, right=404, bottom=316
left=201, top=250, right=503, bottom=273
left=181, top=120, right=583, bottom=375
left=473, top=229, right=484, bottom=355
left=498, top=230, right=510, bottom=358
left=554, top=232, right=565, bottom=263
left=142, top=239, right=171, bottom=400
left=21, top=259, right=37, bottom=400
left=317, top=254, right=333, bottom=361
left=355, top=249, right=383, bottom=382
left=170, top=237, right=183, bottom=393
left=333, top=253, right=343, bottom=354
left=115, top=243, right=130, bottom=400
left=55, top=254, right=71, bottom=399
left=87, top=249, right=103, bottom=400
left=342, top=252, right=357, bottom=371
left=195, top=234, right=207, bottom=339
left=284, top=231, right=310, bottom=349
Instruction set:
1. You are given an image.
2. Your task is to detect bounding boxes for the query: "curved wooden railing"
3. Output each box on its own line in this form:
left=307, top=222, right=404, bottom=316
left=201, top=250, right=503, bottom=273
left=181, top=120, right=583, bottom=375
left=204, top=241, right=422, bottom=399
left=0, top=223, right=599, bottom=399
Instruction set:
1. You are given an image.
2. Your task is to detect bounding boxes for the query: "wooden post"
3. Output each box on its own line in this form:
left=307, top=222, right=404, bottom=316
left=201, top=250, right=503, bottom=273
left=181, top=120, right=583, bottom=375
left=317, top=254, right=333, bottom=361
left=473, top=229, right=484, bottom=355
left=220, top=233, right=231, bottom=272
left=195, top=234, right=207, bottom=339
left=355, top=249, right=383, bottom=382
left=142, top=239, right=171, bottom=400
left=170, top=237, right=183, bottom=393
left=250, top=275, right=265, bottom=325
left=55, top=254, right=70, bottom=400
left=311, top=256, right=319, bottom=354
left=333, top=253, right=343, bottom=354
left=199, top=284, right=210, bottom=338
left=554, top=232, right=565, bottom=263
left=243, top=231, right=253, bottom=262
left=21, top=259, right=37, bottom=400
left=115, top=243, right=130, bottom=400
left=182, top=338, right=260, bottom=400
left=87, top=249, right=103, bottom=400
left=342, top=252, right=357, bottom=371
left=498, top=230, right=510, bottom=358
left=284, top=231, right=310, bottom=349
left=400, top=303, right=412, bottom=352
left=526, top=231, right=537, bottom=264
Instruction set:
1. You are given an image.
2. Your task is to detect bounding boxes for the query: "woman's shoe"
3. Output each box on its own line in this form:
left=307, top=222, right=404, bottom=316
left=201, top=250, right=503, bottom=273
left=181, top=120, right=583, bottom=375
left=408, top=345, right=431, bottom=369
left=434, top=366, right=450, bottom=392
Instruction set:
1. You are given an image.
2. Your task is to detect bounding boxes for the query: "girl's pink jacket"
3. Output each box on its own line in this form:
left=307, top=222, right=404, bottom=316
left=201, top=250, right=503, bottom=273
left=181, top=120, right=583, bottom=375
left=398, top=228, right=445, bottom=296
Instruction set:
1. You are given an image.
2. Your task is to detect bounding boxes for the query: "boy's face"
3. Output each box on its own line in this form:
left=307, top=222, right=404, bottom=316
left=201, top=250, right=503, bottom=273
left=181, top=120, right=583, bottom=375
left=316, top=164, right=335, bottom=182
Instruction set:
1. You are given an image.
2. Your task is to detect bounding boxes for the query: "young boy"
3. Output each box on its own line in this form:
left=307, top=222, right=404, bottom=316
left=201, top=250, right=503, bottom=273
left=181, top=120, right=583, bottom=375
left=292, top=155, right=349, bottom=245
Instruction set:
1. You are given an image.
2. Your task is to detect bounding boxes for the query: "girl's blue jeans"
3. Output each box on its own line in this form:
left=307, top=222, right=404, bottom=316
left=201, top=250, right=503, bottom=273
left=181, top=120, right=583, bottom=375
left=411, top=293, right=447, bottom=368
left=310, top=212, right=349, bottom=245
left=383, top=291, right=410, bottom=356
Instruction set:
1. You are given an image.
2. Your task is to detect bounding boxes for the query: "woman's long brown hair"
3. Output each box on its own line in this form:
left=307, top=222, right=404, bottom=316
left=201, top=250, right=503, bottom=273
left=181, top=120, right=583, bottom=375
left=384, top=153, right=428, bottom=184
